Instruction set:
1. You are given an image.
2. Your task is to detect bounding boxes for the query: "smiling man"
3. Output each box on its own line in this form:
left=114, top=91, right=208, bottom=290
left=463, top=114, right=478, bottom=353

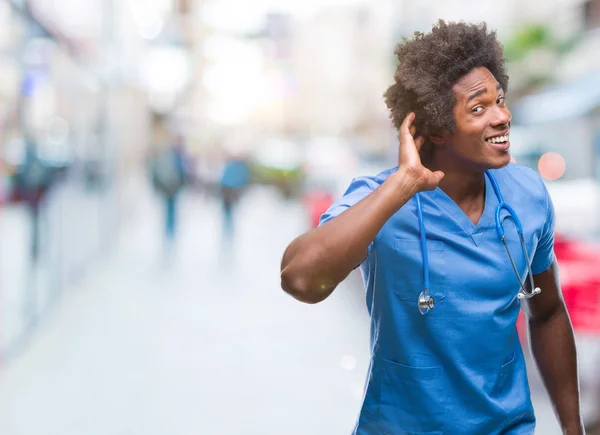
left=280, top=20, right=583, bottom=434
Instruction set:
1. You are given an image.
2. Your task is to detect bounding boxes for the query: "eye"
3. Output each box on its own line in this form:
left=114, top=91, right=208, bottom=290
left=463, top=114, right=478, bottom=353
left=471, top=106, right=484, bottom=113
left=497, top=95, right=505, bottom=104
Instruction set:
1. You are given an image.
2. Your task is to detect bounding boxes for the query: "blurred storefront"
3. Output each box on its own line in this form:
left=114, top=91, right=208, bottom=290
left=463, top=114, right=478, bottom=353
left=0, top=0, right=164, bottom=363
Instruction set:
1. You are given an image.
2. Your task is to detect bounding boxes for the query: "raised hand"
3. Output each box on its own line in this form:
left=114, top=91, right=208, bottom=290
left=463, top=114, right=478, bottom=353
left=397, top=112, right=445, bottom=193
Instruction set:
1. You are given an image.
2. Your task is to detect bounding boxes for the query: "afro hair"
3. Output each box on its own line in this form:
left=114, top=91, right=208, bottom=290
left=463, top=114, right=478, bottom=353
left=384, top=20, right=509, bottom=148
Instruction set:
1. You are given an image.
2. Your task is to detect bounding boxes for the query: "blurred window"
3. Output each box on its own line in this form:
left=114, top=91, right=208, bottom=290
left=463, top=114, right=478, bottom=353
left=584, top=0, right=600, bottom=30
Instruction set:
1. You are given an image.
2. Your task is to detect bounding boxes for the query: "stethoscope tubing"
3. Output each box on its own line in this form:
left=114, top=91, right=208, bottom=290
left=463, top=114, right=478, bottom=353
left=416, top=170, right=541, bottom=315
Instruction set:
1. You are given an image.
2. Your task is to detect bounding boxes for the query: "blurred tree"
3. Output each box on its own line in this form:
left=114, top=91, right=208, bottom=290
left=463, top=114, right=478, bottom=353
left=502, top=23, right=583, bottom=98
left=503, top=24, right=553, bottom=62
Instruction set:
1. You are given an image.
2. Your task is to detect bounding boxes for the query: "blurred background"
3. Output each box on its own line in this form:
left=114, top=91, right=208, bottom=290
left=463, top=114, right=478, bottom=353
left=0, top=0, right=598, bottom=433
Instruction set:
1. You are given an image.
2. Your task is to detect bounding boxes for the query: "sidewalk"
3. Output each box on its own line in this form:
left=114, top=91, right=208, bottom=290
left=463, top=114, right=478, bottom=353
left=0, top=181, right=113, bottom=362
left=0, top=185, right=371, bottom=434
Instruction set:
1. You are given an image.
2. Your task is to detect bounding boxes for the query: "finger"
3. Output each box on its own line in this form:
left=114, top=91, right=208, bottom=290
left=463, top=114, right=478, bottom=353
left=400, top=112, right=415, bottom=136
left=414, top=136, right=425, bottom=151
left=410, top=125, right=417, bottom=138
left=433, top=170, right=445, bottom=184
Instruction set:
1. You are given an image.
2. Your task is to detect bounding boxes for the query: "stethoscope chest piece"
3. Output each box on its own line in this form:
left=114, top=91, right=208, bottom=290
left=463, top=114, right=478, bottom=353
left=418, top=290, right=435, bottom=315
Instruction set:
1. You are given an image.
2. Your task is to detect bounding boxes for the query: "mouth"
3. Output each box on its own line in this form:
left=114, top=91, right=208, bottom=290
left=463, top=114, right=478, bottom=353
left=484, top=131, right=510, bottom=151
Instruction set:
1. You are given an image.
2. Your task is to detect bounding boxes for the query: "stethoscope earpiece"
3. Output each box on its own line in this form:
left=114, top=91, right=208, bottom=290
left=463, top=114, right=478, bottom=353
left=517, top=287, right=541, bottom=300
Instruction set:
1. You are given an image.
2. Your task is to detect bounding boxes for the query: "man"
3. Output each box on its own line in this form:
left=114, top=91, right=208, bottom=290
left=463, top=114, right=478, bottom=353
left=280, top=21, right=583, bottom=434
left=219, top=154, right=251, bottom=237
left=151, top=134, right=188, bottom=247
left=13, top=138, right=53, bottom=263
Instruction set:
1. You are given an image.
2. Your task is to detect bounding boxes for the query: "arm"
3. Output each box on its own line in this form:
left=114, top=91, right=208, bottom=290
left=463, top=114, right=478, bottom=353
left=280, top=172, right=415, bottom=304
left=522, top=261, right=584, bottom=434
left=280, top=113, right=444, bottom=304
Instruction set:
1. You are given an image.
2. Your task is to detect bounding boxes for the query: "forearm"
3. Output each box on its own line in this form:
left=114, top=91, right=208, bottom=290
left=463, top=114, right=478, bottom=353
left=528, top=305, right=583, bottom=433
left=281, top=171, right=415, bottom=303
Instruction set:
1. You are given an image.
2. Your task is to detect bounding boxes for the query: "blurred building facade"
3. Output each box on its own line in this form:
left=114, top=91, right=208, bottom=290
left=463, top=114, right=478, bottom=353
left=0, top=0, right=180, bottom=361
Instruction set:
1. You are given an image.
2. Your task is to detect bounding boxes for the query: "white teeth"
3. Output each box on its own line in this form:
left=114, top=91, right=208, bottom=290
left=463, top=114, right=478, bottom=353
left=486, top=135, right=508, bottom=143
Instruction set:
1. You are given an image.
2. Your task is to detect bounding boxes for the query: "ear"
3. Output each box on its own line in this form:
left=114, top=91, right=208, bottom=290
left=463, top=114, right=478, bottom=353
left=430, top=136, right=444, bottom=145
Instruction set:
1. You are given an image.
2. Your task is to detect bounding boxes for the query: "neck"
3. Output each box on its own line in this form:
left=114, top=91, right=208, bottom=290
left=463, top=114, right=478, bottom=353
left=428, top=152, right=486, bottom=205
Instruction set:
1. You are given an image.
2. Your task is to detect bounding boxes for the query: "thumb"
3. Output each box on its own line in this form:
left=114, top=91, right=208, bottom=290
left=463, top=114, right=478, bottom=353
left=433, top=170, right=445, bottom=184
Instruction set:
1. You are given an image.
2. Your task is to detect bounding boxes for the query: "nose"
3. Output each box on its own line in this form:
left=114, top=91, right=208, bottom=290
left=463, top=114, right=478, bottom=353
left=491, top=105, right=511, bottom=128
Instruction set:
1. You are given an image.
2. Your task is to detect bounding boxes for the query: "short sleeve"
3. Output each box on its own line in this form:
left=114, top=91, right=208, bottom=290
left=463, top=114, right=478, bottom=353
left=318, top=176, right=380, bottom=254
left=531, top=181, right=556, bottom=275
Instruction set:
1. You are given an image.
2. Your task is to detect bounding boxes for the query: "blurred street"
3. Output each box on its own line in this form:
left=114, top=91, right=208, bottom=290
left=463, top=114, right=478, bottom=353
left=1, top=1, right=600, bottom=433
left=0, top=178, right=374, bottom=435
left=0, top=176, right=592, bottom=435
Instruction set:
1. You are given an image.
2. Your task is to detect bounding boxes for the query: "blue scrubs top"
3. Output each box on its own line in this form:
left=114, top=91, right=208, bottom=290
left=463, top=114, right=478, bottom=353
left=320, top=164, right=555, bottom=434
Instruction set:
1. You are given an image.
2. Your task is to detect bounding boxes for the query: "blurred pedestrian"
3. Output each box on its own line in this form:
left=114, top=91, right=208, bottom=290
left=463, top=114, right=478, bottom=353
left=280, top=20, right=583, bottom=434
left=219, top=155, right=251, bottom=237
left=150, top=134, right=188, bottom=250
left=13, top=138, right=53, bottom=263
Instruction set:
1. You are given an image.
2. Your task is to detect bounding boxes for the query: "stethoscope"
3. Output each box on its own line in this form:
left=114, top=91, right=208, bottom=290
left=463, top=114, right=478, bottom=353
left=416, top=170, right=541, bottom=315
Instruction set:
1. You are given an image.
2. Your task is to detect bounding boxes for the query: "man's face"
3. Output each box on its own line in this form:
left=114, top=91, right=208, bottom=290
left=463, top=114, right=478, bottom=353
left=442, top=67, right=512, bottom=170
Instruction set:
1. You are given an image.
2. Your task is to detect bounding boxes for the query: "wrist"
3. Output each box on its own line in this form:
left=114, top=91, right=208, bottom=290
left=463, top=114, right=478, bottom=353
left=387, top=168, right=421, bottom=197
left=379, top=169, right=419, bottom=211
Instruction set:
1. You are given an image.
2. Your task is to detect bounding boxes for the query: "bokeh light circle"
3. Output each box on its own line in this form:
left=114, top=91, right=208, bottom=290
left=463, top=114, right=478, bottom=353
left=340, top=355, right=357, bottom=371
left=538, top=152, right=566, bottom=181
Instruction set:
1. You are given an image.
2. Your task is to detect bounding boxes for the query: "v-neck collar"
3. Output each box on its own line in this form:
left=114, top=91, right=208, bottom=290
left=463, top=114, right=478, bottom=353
left=424, top=172, right=499, bottom=246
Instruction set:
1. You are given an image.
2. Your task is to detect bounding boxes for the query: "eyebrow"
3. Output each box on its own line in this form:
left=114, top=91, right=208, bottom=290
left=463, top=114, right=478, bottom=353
left=467, top=84, right=503, bottom=103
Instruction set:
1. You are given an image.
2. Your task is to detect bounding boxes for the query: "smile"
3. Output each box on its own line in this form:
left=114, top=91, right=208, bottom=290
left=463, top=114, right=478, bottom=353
left=485, top=131, right=510, bottom=151
left=485, top=133, right=509, bottom=144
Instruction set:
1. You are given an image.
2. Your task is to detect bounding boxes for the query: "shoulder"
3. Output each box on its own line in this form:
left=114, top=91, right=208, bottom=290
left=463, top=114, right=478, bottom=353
left=319, top=167, right=397, bottom=226
left=499, top=163, right=542, bottom=183
left=343, top=167, right=397, bottom=195
left=491, top=163, right=552, bottom=216
left=490, top=163, right=549, bottom=205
